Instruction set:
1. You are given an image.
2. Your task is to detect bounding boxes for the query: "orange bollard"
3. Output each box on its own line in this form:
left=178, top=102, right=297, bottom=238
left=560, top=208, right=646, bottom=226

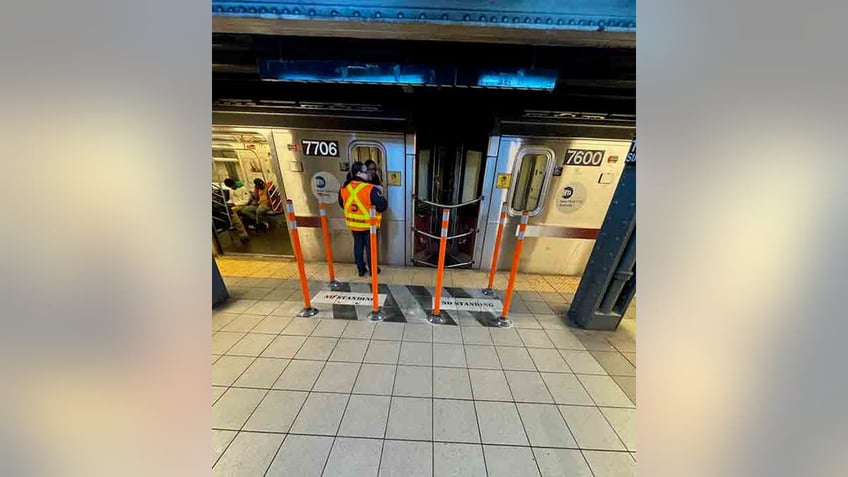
left=498, top=211, right=530, bottom=328
left=286, top=199, right=319, bottom=317
left=482, top=201, right=508, bottom=296
left=368, top=205, right=384, bottom=321
left=318, top=202, right=341, bottom=290
left=428, top=208, right=451, bottom=324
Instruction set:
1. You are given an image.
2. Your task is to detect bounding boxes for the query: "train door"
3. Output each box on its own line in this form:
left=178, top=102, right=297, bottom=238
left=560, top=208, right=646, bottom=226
left=412, top=134, right=487, bottom=268
left=211, top=129, right=292, bottom=256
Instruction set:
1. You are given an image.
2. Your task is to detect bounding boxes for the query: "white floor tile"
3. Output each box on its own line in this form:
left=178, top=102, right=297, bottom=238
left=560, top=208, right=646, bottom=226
left=516, top=403, right=576, bottom=448
left=329, top=338, right=369, bottom=362
left=266, top=435, right=333, bottom=477
left=379, top=440, right=432, bottom=477
left=434, top=399, right=480, bottom=443
left=577, top=375, right=634, bottom=407
left=243, top=390, right=308, bottom=433
left=212, top=356, right=254, bottom=386
left=433, top=443, right=486, bottom=477
left=290, top=392, right=349, bottom=435
left=600, top=407, right=636, bottom=451
left=323, top=437, right=383, bottom=477
left=353, top=364, right=397, bottom=395
left=469, top=369, right=513, bottom=401
left=432, top=343, right=467, bottom=368
left=504, top=371, right=554, bottom=403
left=272, top=360, right=324, bottom=391
left=533, top=448, right=593, bottom=477
left=540, top=373, right=594, bottom=406
left=386, top=397, right=432, bottom=440
left=313, top=362, right=361, bottom=393
left=294, top=336, right=338, bottom=360
left=483, top=445, right=541, bottom=477
left=558, top=405, right=626, bottom=451
left=433, top=367, right=473, bottom=399
left=213, top=431, right=283, bottom=477
left=338, top=394, right=391, bottom=438
left=582, top=450, right=636, bottom=477
left=393, top=365, right=432, bottom=397
left=474, top=401, right=529, bottom=445
left=261, top=335, right=307, bottom=359
left=399, top=341, right=433, bottom=366
left=364, top=340, right=401, bottom=364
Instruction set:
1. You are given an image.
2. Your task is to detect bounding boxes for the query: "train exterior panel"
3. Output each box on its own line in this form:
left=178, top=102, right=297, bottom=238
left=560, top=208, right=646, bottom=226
left=477, top=134, right=633, bottom=276
left=270, top=128, right=409, bottom=266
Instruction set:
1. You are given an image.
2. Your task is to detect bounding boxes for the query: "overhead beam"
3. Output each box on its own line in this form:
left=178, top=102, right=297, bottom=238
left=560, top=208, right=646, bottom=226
left=212, top=17, right=634, bottom=48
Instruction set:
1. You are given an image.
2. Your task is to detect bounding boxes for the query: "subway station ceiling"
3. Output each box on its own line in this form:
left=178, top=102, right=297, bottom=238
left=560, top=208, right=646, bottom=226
left=212, top=1, right=636, bottom=119
left=212, top=0, right=635, bottom=48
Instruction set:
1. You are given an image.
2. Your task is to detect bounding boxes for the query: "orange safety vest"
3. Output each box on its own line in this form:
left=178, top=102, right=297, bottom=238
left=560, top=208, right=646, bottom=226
left=341, top=181, right=382, bottom=230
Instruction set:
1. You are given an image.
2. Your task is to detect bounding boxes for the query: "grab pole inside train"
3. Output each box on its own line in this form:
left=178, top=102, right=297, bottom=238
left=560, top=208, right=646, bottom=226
left=497, top=211, right=529, bottom=328
left=368, top=205, right=384, bottom=322
left=318, top=202, right=341, bottom=290
left=428, top=208, right=451, bottom=325
left=482, top=201, right=508, bottom=296
left=286, top=199, right=319, bottom=318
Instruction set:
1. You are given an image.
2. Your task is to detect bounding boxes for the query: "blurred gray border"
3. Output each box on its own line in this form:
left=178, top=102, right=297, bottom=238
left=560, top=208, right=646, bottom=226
left=0, top=0, right=846, bottom=476
left=639, top=0, right=848, bottom=476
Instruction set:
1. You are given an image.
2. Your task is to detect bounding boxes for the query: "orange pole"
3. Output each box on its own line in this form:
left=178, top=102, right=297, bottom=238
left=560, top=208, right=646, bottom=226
left=286, top=199, right=318, bottom=317
left=318, top=202, right=339, bottom=288
left=499, top=211, right=529, bottom=326
left=368, top=206, right=383, bottom=320
left=484, top=202, right=508, bottom=294
left=430, top=208, right=450, bottom=323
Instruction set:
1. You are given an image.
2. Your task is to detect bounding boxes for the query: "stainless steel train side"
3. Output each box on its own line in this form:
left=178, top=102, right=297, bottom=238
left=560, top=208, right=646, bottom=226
left=271, top=128, right=409, bottom=266
left=475, top=121, right=636, bottom=276
left=212, top=110, right=413, bottom=266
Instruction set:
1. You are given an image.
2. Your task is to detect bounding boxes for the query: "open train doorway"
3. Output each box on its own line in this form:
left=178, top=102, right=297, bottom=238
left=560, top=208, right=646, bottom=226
left=211, top=128, right=293, bottom=256
left=412, top=113, right=491, bottom=268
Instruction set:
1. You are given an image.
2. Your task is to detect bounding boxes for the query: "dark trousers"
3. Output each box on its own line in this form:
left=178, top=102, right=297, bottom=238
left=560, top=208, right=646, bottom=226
left=352, top=230, right=372, bottom=273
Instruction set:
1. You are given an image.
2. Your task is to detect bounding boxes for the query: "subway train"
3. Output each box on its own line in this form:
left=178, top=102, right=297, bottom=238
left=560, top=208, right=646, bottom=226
left=212, top=101, right=635, bottom=276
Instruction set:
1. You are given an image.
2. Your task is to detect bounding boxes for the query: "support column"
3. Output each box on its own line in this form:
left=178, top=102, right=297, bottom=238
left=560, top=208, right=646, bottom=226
left=567, top=139, right=636, bottom=330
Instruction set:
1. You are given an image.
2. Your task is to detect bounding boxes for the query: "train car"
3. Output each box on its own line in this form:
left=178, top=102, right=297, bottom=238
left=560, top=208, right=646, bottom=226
left=212, top=103, right=413, bottom=265
left=212, top=102, right=635, bottom=277
left=475, top=115, right=636, bottom=275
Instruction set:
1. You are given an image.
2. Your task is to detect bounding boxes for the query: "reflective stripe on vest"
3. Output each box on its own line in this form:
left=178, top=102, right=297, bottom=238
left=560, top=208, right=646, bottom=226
left=342, top=181, right=382, bottom=230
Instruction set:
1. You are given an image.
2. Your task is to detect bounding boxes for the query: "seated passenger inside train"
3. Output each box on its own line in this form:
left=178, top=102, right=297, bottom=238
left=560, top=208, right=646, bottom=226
left=238, top=178, right=272, bottom=231
left=222, top=178, right=250, bottom=242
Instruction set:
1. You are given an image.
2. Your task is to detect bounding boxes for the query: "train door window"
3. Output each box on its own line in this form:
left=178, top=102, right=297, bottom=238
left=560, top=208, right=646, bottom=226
left=509, top=148, right=554, bottom=216
left=212, top=148, right=243, bottom=185
left=349, top=142, right=385, bottom=184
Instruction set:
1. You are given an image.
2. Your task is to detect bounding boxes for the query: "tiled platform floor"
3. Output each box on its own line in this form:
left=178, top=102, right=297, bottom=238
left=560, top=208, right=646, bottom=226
left=213, top=257, right=636, bottom=477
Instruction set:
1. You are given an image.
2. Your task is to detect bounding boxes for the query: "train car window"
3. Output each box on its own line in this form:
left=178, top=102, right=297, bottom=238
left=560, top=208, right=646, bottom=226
left=510, top=148, right=554, bottom=215
left=212, top=146, right=244, bottom=185
left=350, top=143, right=385, bottom=184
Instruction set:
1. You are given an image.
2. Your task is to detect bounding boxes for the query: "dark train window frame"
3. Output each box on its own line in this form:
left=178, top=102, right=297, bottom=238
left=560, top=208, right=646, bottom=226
left=348, top=140, right=387, bottom=183
left=507, top=146, right=556, bottom=217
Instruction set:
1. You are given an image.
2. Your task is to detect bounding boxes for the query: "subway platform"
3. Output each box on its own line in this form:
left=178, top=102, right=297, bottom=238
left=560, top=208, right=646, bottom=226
left=213, top=257, right=636, bottom=476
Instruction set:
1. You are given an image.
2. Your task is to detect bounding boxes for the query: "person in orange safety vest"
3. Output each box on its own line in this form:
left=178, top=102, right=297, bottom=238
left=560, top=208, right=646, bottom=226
left=338, top=162, right=388, bottom=277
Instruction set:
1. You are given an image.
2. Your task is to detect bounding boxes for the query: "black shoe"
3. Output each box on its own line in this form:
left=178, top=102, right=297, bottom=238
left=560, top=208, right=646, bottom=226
left=358, top=268, right=367, bottom=277
left=368, top=267, right=382, bottom=276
